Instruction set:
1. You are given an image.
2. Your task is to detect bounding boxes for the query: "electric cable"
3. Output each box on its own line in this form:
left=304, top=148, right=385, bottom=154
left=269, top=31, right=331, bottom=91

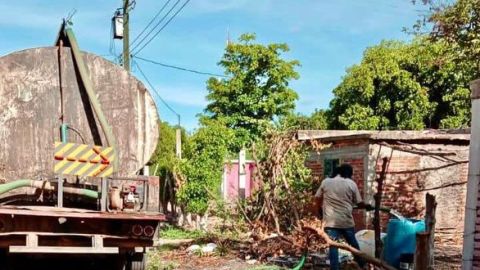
left=133, top=60, right=181, bottom=126
left=131, top=0, right=191, bottom=56
left=129, top=0, right=182, bottom=54
left=130, top=0, right=173, bottom=48
left=133, top=55, right=228, bottom=78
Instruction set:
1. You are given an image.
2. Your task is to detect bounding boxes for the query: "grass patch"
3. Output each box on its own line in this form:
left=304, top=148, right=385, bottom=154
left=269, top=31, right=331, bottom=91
left=156, top=243, right=179, bottom=252
left=147, top=250, right=179, bottom=270
left=159, top=225, right=205, bottom=240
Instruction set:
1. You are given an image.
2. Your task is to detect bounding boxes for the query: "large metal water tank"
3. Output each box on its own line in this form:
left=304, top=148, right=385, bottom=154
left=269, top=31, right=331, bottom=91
left=0, top=47, right=159, bottom=181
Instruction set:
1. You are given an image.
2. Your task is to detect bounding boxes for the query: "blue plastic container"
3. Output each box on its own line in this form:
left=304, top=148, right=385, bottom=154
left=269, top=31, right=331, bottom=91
left=383, top=219, right=425, bottom=269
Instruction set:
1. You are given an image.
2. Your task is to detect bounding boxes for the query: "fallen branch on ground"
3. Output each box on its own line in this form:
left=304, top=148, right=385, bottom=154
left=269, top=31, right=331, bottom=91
left=302, top=219, right=396, bottom=270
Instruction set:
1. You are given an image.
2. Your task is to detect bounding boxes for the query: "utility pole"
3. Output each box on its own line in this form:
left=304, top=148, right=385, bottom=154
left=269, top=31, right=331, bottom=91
left=176, top=115, right=182, bottom=159
left=123, top=0, right=130, bottom=71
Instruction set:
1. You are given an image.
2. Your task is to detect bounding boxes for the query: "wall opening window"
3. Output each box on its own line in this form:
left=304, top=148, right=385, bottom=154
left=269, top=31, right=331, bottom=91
left=324, top=158, right=340, bottom=177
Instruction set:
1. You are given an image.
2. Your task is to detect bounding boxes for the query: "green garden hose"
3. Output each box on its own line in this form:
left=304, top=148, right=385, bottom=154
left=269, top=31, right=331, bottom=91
left=0, top=179, right=99, bottom=199
left=291, top=254, right=306, bottom=270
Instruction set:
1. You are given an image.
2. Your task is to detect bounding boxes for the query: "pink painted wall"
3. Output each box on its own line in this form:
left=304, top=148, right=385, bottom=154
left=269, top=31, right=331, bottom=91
left=223, top=161, right=256, bottom=200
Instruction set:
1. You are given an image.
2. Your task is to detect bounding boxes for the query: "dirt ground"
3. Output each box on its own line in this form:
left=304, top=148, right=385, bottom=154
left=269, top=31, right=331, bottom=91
left=153, top=251, right=461, bottom=270
left=155, top=251, right=265, bottom=270
left=149, top=240, right=462, bottom=270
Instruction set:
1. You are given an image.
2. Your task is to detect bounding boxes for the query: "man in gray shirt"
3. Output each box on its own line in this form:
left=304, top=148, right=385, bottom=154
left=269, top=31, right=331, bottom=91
left=315, top=163, right=373, bottom=270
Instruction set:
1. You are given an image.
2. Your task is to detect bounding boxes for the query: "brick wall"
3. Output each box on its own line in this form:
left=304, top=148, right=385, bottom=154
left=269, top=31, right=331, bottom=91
left=307, top=139, right=468, bottom=246
left=306, top=139, right=368, bottom=230
left=369, top=143, right=468, bottom=245
left=305, top=159, right=323, bottom=186
left=323, top=139, right=369, bottom=149
left=344, top=157, right=366, bottom=229
left=373, top=156, right=423, bottom=231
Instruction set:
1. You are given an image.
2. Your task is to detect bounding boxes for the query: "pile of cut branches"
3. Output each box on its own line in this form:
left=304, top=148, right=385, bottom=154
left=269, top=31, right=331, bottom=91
left=247, top=218, right=396, bottom=270
left=248, top=219, right=327, bottom=260
left=239, top=131, right=396, bottom=270
left=242, top=130, right=323, bottom=233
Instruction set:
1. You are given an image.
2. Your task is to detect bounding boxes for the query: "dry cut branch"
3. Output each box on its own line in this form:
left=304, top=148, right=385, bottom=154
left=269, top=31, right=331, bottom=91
left=302, top=219, right=396, bottom=270
left=246, top=131, right=316, bottom=233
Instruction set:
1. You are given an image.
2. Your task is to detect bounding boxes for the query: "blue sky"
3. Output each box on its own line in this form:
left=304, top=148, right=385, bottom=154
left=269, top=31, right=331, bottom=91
left=0, top=0, right=427, bottom=130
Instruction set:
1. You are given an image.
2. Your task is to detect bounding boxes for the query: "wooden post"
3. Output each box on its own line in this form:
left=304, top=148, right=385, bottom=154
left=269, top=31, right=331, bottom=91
left=122, top=0, right=130, bottom=71
left=374, top=157, right=388, bottom=258
left=414, top=193, right=437, bottom=270
left=415, top=232, right=429, bottom=270
left=425, top=193, right=437, bottom=269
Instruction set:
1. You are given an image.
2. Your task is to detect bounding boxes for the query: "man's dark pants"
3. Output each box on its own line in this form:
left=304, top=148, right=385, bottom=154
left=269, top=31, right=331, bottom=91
left=324, top=227, right=365, bottom=270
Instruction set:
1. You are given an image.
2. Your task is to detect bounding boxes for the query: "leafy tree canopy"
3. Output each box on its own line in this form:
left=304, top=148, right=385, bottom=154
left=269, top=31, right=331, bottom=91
left=149, top=121, right=186, bottom=177
left=278, top=109, right=328, bottom=130
left=328, top=39, right=473, bottom=130
left=202, top=33, right=300, bottom=148
left=177, top=120, right=235, bottom=214
left=416, top=0, right=480, bottom=75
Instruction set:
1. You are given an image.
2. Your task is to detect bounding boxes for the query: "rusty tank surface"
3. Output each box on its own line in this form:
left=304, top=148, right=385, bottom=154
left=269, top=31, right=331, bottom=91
left=0, top=23, right=165, bottom=269
left=0, top=47, right=159, bottom=181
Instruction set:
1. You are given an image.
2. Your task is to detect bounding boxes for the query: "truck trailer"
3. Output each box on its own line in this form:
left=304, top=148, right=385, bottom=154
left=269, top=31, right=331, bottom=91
left=0, top=22, right=165, bottom=269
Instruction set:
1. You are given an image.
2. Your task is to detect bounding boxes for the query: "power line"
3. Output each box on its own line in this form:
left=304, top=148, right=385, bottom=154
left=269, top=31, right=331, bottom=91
left=130, top=0, right=173, bottom=48
left=133, top=60, right=181, bottom=126
left=129, top=0, right=182, bottom=54
left=131, top=0, right=191, bottom=56
left=133, top=55, right=228, bottom=78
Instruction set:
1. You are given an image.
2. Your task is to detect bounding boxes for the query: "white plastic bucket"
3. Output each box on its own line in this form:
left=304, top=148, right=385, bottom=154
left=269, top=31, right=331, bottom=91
left=355, top=230, right=386, bottom=257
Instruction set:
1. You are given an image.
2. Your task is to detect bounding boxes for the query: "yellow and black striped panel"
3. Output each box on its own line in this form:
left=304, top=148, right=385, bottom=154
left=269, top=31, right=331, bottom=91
left=54, top=142, right=116, bottom=177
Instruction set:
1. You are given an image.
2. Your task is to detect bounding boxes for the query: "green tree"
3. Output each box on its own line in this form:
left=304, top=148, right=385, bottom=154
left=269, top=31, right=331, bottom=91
left=177, top=120, right=235, bottom=214
left=149, top=121, right=185, bottom=177
left=416, top=0, right=480, bottom=74
left=413, top=40, right=474, bottom=128
left=329, top=40, right=432, bottom=130
left=278, top=109, right=328, bottom=130
left=203, top=33, right=300, bottom=148
left=410, top=0, right=480, bottom=128
left=328, top=39, right=473, bottom=130
left=149, top=121, right=187, bottom=211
